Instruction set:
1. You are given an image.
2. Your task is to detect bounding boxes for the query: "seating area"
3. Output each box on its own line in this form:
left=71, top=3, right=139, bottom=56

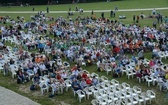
left=0, top=10, right=167, bottom=105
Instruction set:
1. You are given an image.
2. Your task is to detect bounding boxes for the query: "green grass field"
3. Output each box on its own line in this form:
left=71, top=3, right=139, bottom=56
left=0, top=0, right=168, bottom=105
left=0, top=0, right=168, bottom=11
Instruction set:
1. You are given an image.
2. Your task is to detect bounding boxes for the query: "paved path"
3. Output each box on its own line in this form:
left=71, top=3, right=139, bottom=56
left=0, top=7, right=167, bottom=13
left=0, top=86, right=40, bottom=105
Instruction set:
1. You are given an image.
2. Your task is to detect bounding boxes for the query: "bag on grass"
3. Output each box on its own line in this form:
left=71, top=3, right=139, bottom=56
left=17, top=78, right=21, bottom=84
left=113, top=73, right=118, bottom=78
left=30, top=84, right=36, bottom=90
left=97, top=67, right=104, bottom=72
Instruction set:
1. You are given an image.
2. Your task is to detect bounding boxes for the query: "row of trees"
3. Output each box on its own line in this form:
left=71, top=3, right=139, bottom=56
left=0, top=0, right=121, bottom=5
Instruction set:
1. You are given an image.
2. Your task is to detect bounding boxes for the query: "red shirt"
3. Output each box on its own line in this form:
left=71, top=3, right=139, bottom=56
left=71, top=66, right=77, bottom=72
left=86, top=78, right=92, bottom=85
left=82, top=73, right=87, bottom=79
left=57, top=74, right=61, bottom=80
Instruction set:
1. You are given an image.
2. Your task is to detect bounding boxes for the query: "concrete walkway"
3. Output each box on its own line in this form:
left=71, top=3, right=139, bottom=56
left=0, top=7, right=167, bottom=13
left=0, top=86, right=40, bottom=105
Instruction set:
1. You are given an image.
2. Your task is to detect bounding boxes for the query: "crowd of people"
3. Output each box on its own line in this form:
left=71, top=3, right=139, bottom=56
left=0, top=8, right=168, bottom=103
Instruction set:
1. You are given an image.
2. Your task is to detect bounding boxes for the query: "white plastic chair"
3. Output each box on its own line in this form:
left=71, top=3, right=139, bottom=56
left=111, top=79, right=119, bottom=87
left=134, top=94, right=145, bottom=105
left=63, top=61, right=70, bottom=69
left=145, top=75, right=153, bottom=87
left=90, top=85, right=98, bottom=97
left=64, top=80, right=72, bottom=91
left=94, top=91, right=102, bottom=100
left=133, top=86, right=142, bottom=94
left=84, top=87, right=92, bottom=99
left=105, top=65, right=112, bottom=75
left=122, top=98, right=132, bottom=105
left=146, top=90, right=156, bottom=104
left=76, top=90, right=86, bottom=103
left=90, top=72, right=99, bottom=78
left=126, top=70, right=134, bottom=79
left=91, top=99, right=98, bottom=105
left=51, top=83, right=57, bottom=95
left=104, top=95, right=113, bottom=104
left=100, top=82, right=109, bottom=90
left=122, top=82, right=130, bottom=90
left=128, top=88, right=138, bottom=97
left=100, top=76, right=108, bottom=83
left=39, top=82, right=49, bottom=95
left=141, top=92, right=150, bottom=105
left=97, top=97, right=107, bottom=105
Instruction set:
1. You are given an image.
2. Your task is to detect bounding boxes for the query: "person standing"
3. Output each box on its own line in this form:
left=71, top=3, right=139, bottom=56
left=91, top=10, right=94, bottom=15
left=110, top=10, right=113, bottom=18
left=133, top=15, right=136, bottom=23
left=113, top=10, right=116, bottom=18
left=101, top=12, right=104, bottom=19
left=153, top=21, right=157, bottom=29
left=69, top=7, right=71, bottom=11
left=115, top=5, right=118, bottom=11
left=32, top=7, right=35, bottom=11
left=160, top=14, right=163, bottom=23
left=152, top=8, right=156, bottom=15
left=136, top=15, right=139, bottom=23
left=47, top=7, right=49, bottom=13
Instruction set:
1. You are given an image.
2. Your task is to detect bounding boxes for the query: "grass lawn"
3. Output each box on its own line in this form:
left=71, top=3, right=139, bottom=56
left=1, top=9, right=168, bottom=28
left=0, top=0, right=168, bottom=11
left=0, top=0, right=168, bottom=105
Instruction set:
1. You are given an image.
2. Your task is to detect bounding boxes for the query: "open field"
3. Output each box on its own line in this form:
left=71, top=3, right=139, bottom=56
left=0, top=0, right=168, bottom=105
left=0, top=0, right=168, bottom=11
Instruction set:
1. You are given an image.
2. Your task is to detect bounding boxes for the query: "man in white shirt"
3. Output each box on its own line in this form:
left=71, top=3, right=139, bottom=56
left=39, top=63, right=47, bottom=76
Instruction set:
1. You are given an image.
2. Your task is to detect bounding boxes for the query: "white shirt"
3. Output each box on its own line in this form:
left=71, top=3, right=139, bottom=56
left=61, top=73, right=67, bottom=79
left=39, top=64, right=46, bottom=71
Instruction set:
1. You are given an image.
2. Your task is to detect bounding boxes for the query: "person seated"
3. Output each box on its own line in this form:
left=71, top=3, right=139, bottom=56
left=165, top=71, right=168, bottom=80
left=71, top=65, right=77, bottom=72
left=82, top=71, right=88, bottom=79
left=71, top=79, right=81, bottom=91
left=33, top=73, right=40, bottom=85
left=119, top=15, right=126, bottom=19
left=17, top=68, right=25, bottom=83
left=45, top=61, right=51, bottom=71
left=0, top=42, right=4, bottom=50
left=79, top=8, right=83, bottom=13
left=80, top=78, right=88, bottom=89
left=9, top=58, right=15, bottom=64
left=70, top=73, right=77, bottom=81
left=85, top=77, right=92, bottom=86
left=141, top=66, right=150, bottom=77
left=76, top=73, right=82, bottom=81
left=68, top=11, right=74, bottom=16
left=135, top=69, right=143, bottom=78
left=3, top=63, right=10, bottom=75
left=27, top=60, right=34, bottom=70
left=56, top=73, right=64, bottom=84
left=86, top=59, right=92, bottom=66
left=92, top=76, right=99, bottom=86
left=61, top=71, right=67, bottom=80
left=57, top=59, right=62, bottom=68
left=0, top=53, right=4, bottom=60
left=50, top=80, right=58, bottom=95
left=114, top=66, right=122, bottom=77
left=35, top=56, right=41, bottom=63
